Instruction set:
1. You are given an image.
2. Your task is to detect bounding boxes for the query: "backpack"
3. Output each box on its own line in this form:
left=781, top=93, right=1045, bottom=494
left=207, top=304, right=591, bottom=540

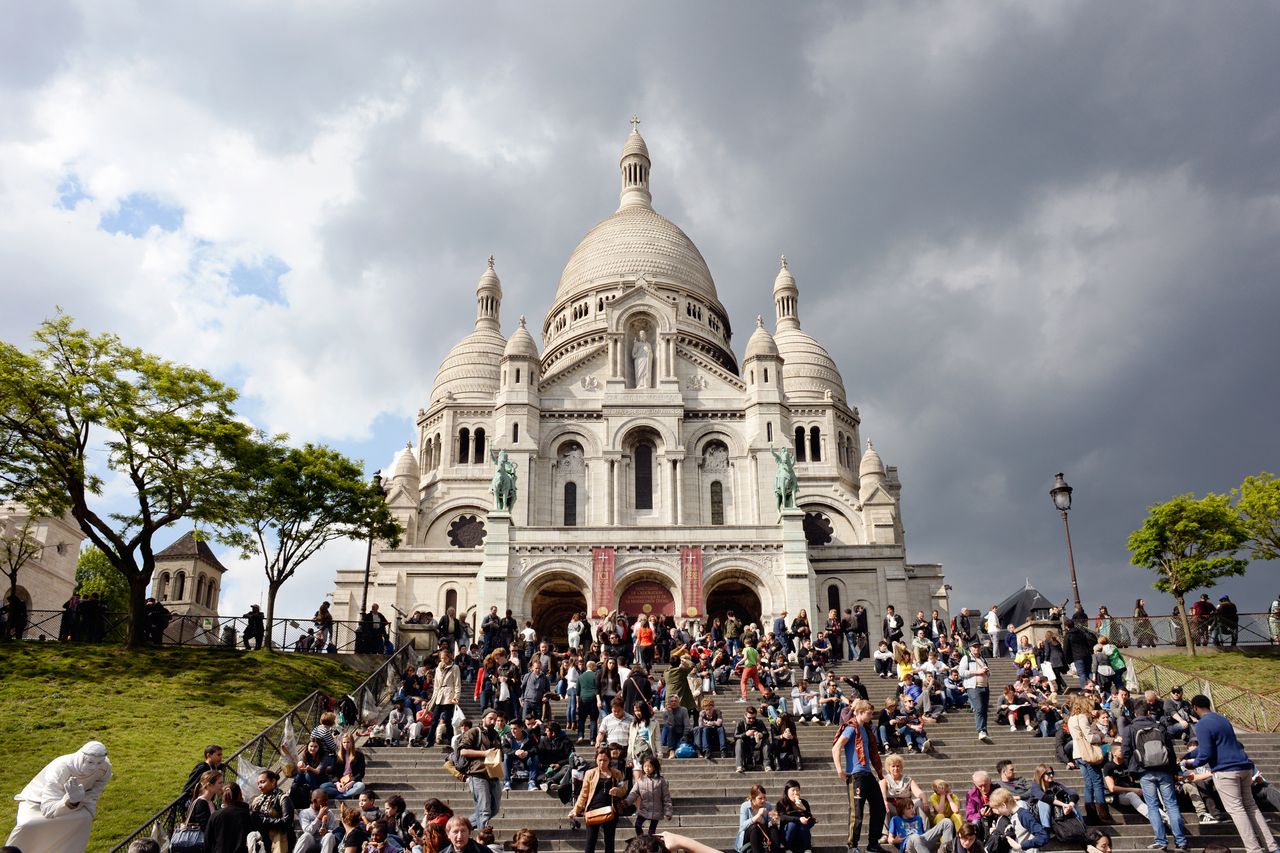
left=1108, top=647, right=1126, bottom=673
left=1133, top=723, right=1171, bottom=770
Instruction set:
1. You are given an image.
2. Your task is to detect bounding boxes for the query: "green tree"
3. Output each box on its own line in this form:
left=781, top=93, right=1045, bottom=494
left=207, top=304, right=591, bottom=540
left=75, top=544, right=130, bottom=614
left=0, top=512, right=41, bottom=605
left=0, top=314, right=250, bottom=647
left=1235, top=472, right=1280, bottom=561
left=218, top=436, right=401, bottom=649
left=1128, top=492, right=1249, bottom=655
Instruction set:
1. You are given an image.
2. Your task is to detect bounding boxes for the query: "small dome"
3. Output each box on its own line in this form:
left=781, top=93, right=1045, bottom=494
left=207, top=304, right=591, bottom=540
left=430, top=327, right=506, bottom=403
left=477, top=256, right=502, bottom=296
left=859, top=439, right=885, bottom=479
left=773, top=255, right=796, bottom=294
left=744, top=315, right=779, bottom=361
left=391, top=442, right=419, bottom=481
left=775, top=327, right=845, bottom=399
left=622, top=128, right=650, bottom=161
left=504, top=316, right=540, bottom=360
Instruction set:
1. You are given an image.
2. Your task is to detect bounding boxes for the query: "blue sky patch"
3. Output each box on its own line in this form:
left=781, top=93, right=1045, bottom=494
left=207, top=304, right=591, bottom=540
left=229, top=255, right=290, bottom=304
left=99, top=192, right=185, bottom=237
left=56, top=175, right=91, bottom=210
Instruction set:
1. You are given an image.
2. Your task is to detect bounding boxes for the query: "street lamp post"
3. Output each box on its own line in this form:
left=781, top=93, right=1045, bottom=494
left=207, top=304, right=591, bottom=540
left=360, top=470, right=386, bottom=617
left=1050, top=472, right=1083, bottom=617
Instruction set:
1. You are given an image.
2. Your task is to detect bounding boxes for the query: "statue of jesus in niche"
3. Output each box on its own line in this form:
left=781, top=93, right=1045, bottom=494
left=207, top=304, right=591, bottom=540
left=631, top=329, right=653, bottom=388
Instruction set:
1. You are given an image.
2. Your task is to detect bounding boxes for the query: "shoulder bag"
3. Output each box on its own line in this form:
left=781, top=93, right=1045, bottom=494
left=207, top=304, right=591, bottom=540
left=169, top=801, right=205, bottom=853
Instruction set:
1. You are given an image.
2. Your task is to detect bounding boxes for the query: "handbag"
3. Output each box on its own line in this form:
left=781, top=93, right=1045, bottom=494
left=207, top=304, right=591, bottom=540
left=584, top=805, right=616, bottom=826
left=170, top=802, right=205, bottom=853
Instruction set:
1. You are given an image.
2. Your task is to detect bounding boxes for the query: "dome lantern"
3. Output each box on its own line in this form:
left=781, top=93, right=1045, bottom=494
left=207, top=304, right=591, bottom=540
left=475, top=255, right=502, bottom=332
left=773, top=254, right=800, bottom=332
left=619, top=115, right=652, bottom=210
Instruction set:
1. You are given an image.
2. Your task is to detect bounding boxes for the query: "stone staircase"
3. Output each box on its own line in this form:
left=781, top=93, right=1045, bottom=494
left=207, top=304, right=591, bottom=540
left=361, top=656, right=1280, bottom=852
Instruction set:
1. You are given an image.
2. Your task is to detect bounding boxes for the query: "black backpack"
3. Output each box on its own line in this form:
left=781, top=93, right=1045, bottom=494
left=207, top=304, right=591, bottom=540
left=1133, top=723, right=1171, bottom=770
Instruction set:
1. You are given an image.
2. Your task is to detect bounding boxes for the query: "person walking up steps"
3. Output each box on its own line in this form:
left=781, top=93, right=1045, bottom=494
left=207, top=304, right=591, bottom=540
left=1182, top=694, right=1278, bottom=853
left=739, top=636, right=766, bottom=702
left=834, top=698, right=889, bottom=853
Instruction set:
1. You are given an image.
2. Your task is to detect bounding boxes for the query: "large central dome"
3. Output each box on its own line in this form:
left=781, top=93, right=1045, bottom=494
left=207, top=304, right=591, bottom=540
left=554, top=204, right=718, bottom=306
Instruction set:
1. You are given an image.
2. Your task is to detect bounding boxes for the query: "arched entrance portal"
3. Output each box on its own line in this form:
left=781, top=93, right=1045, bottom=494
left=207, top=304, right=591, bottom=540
left=618, top=579, right=675, bottom=619
left=705, top=581, right=762, bottom=626
left=531, top=580, right=588, bottom=647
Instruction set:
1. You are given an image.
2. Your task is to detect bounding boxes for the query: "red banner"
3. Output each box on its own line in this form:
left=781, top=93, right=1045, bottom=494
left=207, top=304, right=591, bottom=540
left=680, top=546, right=703, bottom=618
left=591, top=547, right=616, bottom=618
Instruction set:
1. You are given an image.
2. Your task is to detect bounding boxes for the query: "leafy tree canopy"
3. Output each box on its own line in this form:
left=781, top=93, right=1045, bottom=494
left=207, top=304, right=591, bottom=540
left=1235, top=471, right=1280, bottom=562
left=0, top=314, right=250, bottom=645
left=75, top=545, right=130, bottom=614
left=218, top=434, right=401, bottom=646
left=1128, top=491, right=1249, bottom=654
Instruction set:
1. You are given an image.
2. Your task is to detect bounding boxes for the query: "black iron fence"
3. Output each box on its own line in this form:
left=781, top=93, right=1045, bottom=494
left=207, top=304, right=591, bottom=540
left=11, top=609, right=387, bottom=652
left=1088, top=611, right=1276, bottom=648
left=109, top=641, right=418, bottom=851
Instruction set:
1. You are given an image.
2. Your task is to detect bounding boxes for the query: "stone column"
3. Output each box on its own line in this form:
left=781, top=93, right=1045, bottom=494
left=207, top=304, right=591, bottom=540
left=477, top=511, right=512, bottom=616
left=779, top=508, right=816, bottom=625
left=673, top=458, right=683, bottom=525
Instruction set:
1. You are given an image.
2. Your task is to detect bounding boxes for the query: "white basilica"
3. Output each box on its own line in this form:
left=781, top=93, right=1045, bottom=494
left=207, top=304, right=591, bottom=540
left=332, top=121, right=945, bottom=641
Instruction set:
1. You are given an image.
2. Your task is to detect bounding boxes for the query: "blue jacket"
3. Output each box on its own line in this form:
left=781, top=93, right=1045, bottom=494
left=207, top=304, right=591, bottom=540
left=1185, top=711, right=1253, bottom=773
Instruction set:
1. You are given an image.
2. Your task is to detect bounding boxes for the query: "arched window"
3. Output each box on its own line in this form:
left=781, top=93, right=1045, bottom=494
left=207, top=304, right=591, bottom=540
left=458, top=428, right=470, bottom=464
left=174, top=571, right=186, bottom=601
left=196, top=575, right=205, bottom=606
left=710, top=481, right=724, bottom=525
left=445, top=588, right=458, bottom=614
left=473, top=428, right=486, bottom=462
left=827, top=584, right=841, bottom=614
left=158, top=572, right=170, bottom=601
left=794, top=426, right=807, bottom=462
left=634, top=442, right=654, bottom=510
left=564, top=482, right=578, bottom=526
left=434, top=434, right=442, bottom=469
left=763, top=367, right=769, bottom=383
left=512, top=422, right=519, bottom=443
left=837, top=432, right=845, bottom=466
left=766, top=422, right=773, bottom=442
left=206, top=582, right=216, bottom=608
left=809, top=427, right=822, bottom=462
left=515, top=368, right=521, bottom=385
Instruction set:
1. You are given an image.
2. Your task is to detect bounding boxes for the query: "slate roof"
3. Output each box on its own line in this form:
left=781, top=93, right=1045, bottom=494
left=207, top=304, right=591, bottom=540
left=155, top=530, right=228, bottom=573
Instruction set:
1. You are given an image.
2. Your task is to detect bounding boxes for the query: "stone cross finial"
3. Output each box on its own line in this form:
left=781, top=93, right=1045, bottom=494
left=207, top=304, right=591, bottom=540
left=631, top=115, right=641, bottom=132
left=487, top=255, right=495, bottom=269
left=405, top=441, right=412, bottom=449
left=779, top=254, right=788, bottom=270
left=867, top=438, right=874, bottom=450
left=519, top=314, right=527, bottom=328
left=755, top=315, right=764, bottom=328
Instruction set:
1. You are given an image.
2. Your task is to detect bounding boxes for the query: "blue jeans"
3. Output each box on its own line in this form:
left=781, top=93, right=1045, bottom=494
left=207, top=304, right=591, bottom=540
left=847, top=634, right=859, bottom=658
left=467, top=775, right=502, bottom=828
left=1073, top=659, right=1090, bottom=689
left=822, top=701, right=841, bottom=725
left=319, top=780, right=366, bottom=800
left=1140, top=771, right=1189, bottom=847
left=566, top=688, right=578, bottom=726
left=1079, top=762, right=1106, bottom=804
left=695, top=725, right=726, bottom=754
left=971, top=687, right=990, bottom=735
left=505, top=753, right=539, bottom=788
left=782, top=820, right=813, bottom=852
left=661, top=724, right=686, bottom=750
left=901, top=728, right=926, bottom=750
left=945, top=688, right=969, bottom=709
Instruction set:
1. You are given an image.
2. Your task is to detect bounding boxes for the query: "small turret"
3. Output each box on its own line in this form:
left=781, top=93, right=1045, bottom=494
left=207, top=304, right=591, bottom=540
left=475, top=256, right=502, bottom=332
left=859, top=438, right=886, bottom=493
left=618, top=115, right=652, bottom=210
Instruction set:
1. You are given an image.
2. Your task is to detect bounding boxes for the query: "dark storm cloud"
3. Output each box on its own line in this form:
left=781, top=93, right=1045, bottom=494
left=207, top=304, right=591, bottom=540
left=4, top=0, right=1278, bottom=615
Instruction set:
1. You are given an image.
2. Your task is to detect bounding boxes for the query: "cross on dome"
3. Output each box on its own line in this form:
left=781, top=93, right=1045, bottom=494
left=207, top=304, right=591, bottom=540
left=756, top=315, right=764, bottom=328
left=519, top=315, right=527, bottom=328
left=487, top=255, right=495, bottom=269
left=630, top=114, right=641, bottom=132
left=779, top=254, right=788, bottom=270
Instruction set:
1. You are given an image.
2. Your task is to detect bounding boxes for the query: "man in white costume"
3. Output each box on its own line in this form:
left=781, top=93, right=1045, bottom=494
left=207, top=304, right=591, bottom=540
left=6, top=740, right=112, bottom=852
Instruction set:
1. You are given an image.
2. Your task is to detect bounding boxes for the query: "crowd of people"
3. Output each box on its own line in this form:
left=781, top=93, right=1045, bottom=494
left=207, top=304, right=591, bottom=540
left=93, top=598, right=1280, bottom=853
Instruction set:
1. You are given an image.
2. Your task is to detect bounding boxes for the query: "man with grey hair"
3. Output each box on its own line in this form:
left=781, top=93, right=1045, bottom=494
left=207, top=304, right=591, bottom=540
left=128, top=840, right=161, bottom=853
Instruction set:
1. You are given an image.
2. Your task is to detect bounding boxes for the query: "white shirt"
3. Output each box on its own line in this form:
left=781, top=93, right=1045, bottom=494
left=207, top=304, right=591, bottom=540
left=599, top=712, right=634, bottom=746
left=985, top=612, right=1001, bottom=633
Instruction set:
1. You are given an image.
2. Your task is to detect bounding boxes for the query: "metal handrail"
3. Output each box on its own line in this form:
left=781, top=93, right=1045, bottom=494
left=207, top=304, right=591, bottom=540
left=1078, top=611, right=1275, bottom=649
left=109, top=641, right=419, bottom=851
left=1127, top=653, right=1280, bottom=733
left=11, top=609, right=388, bottom=652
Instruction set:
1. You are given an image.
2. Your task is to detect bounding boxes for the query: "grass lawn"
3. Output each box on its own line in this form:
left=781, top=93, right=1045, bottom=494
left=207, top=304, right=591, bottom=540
left=0, top=643, right=365, bottom=852
left=1149, top=646, right=1280, bottom=695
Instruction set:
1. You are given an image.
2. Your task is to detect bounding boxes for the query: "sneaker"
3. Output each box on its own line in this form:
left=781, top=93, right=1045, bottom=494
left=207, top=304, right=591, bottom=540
left=503, top=783, right=512, bottom=791
left=1024, top=721, right=1034, bottom=732
left=1009, top=723, right=1017, bottom=732
left=737, top=698, right=747, bottom=703
left=764, top=766, right=774, bottom=772
left=848, top=847, right=863, bottom=853
left=921, top=739, right=934, bottom=753
left=979, top=731, right=992, bottom=744
left=1198, top=813, right=1221, bottom=824
left=736, top=766, right=744, bottom=773
left=1147, top=844, right=1167, bottom=850
left=527, top=782, right=538, bottom=791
